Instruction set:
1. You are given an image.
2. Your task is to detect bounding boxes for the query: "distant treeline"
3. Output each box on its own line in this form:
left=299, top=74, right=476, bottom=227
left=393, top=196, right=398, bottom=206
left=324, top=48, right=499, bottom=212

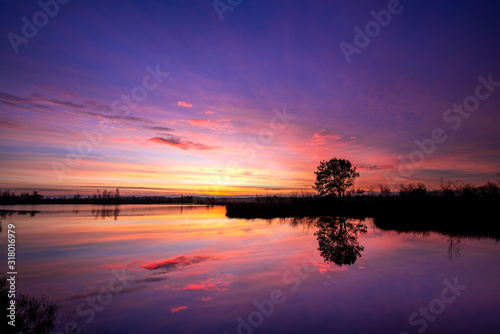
left=0, top=188, right=253, bottom=205
left=1, top=179, right=499, bottom=205
left=0, top=188, right=192, bottom=205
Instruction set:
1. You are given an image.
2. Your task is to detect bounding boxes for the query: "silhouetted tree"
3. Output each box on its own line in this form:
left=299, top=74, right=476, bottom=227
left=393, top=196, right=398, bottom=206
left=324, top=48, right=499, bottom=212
left=378, top=184, right=391, bottom=196
left=478, top=181, right=499, bottom=197
left=313, top=158, right=359, bottom=196
left=315, top=216, right=367, bottom=266
left=456, top=183, right=479, bottom=197
left=399, top=183, right=426, bottom=197
left=440, top=178, right=455, bottom=197
left=31, top=190, right=43, bottom=201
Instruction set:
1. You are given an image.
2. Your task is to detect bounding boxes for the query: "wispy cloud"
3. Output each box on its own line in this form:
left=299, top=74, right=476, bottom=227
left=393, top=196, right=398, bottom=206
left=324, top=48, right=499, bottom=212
left=101, top=264, right=124, bottom=269
left=357, top=163, right=388, bottom=171
left=177, top=101, right=193, bottom=108
left=0, top=91, right=32, bottom=104
left=307, top=132, right=341, bottom=146
left=183, top=119, right=234, bottom=134
left=149, top=136, right=218, bottom=151
left=0, top=91, right=98, bottom=111
left=39, top=98, right=84, bottom=109
left=171, top=306, right=187, bottom=314
left=71, top=110, right=155, bottom=124
left=182, top=274, right=232, bottom=292
left=134, top=276, right=169, bottom=283
left=0, top=119, right=19, bottom=129
left=141, top=255, right=213, bottom=271
left=143, top=125, right=174, bottom=132
left=0, top=91, right=155, bottom=124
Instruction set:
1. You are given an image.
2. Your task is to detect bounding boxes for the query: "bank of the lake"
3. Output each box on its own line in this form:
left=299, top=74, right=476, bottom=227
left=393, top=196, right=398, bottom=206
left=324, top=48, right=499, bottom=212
left=225, top=195, right=500, bottom=239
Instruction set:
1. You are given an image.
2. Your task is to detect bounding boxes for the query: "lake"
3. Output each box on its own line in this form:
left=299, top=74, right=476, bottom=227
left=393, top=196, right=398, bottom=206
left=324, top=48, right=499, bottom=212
left=1, top=204, right=499, bottom=333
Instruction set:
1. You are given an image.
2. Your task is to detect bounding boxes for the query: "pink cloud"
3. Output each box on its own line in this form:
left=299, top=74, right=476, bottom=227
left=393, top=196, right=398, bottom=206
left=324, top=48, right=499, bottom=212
left=308, top=133, right=341, bottom=146
left=181, top=275, right=231, bottom=292
left=177, top=101, right=193, bottom=108
left=101, top=264, right=124, bottom=269
left=141, top=255, right=213, bottom=271
left=183, top=119, right=234, bottom=134
left=171, top=306, right=187, bottom=314
left=183, top=283, right=216, bottom=291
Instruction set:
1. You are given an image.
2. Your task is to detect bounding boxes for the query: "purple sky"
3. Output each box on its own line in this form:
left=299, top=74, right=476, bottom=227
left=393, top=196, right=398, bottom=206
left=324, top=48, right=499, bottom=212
left=1, top=0, right=499, bottom=195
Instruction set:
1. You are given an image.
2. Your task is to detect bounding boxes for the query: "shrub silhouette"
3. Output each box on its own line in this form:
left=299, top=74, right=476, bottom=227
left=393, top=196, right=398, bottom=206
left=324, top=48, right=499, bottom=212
left=0, top=275, right=58, bottom=333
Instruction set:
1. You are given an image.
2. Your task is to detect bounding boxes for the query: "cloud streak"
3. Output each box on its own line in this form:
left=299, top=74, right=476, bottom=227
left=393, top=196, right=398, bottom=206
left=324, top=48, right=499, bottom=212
left=143, top=125, right=174, bottom=132
left=177, top=101, right=193, bottom=108
left=182, top=278, right=230, bottom=292
left=141, top=255, right=213, bottom=271
left=71, top=110, right=156, bottom=124
left=149, top=135, right=218, bottom=151
left=171, top=306, right=188, bottom=314
left=183, top=119, right=234, bottom=134
left=308, top=132, right=341, bottom=146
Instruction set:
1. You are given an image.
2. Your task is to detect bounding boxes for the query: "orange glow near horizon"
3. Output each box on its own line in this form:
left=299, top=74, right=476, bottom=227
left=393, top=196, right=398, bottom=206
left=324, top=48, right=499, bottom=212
left=1, top=95, right=498, bottom=196
left=2, top=1, right=500, bottom=197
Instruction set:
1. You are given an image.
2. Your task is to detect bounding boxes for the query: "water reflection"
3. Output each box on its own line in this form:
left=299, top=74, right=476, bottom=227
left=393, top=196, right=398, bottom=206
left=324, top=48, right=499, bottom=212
left=1, top=205, right=500, bottom=333
left=273, top=216, right=368, bottom=266
left=91, top=207, right=120, bottom=220
left=273, top=214, right=500, bottom=265
left=447, top=236, right=464, bottom=262
left=0, top=210, right=40, bottom=218
left=315, top=216, right=367, bottom=266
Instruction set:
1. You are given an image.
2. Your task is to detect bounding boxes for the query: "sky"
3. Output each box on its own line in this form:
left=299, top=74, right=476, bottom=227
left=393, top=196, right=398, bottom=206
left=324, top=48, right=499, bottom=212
left=0, top=0, right=499, bottom=196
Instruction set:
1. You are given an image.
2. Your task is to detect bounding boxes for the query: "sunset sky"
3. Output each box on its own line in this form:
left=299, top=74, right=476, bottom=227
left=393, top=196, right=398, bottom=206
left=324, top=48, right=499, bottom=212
left=1, top=0, right=499, bottom=195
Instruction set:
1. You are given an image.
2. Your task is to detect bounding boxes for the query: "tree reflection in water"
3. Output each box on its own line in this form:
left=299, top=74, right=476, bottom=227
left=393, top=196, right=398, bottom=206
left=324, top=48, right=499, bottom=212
left=281, top=216, right=368, bottom=266
left=91, top=206, right=121, bottom=220
left=447, top=236, right=464, bottom=262
left=315, top=217, right=367, bottom=266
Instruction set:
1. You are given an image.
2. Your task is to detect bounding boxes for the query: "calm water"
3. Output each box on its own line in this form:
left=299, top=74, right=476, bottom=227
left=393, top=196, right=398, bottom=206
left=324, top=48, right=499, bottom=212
left=1, top=204, right=499, bottom=334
